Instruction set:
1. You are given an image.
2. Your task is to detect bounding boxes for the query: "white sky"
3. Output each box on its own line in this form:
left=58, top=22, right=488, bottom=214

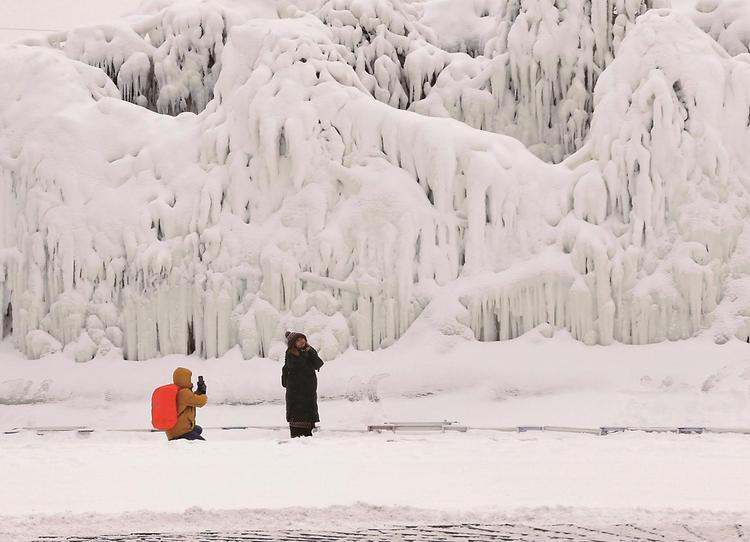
left=0, top=0, right=143, bottom=43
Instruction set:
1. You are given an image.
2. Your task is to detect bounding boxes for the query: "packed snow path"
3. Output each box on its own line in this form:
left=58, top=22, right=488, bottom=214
left=29, top=523, right=749, bottom=542
left=4, top=431, right=750, bottom=516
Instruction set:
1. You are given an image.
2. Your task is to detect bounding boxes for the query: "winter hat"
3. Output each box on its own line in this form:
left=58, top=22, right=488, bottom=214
left=285, top=330, right=307, bottom=349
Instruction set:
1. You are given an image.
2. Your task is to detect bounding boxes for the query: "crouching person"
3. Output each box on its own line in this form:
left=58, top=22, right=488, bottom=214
left=167, top=367, right=208, bottom=441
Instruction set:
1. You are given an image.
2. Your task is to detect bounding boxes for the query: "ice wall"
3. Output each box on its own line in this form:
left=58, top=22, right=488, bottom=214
left=46, top=1, right=278, bottom=115
left=411, top=0, right=669, bottom=162
left=688, top=0, right=750, bottom=56
left=49, top=0, right=666, bottom=160
left=2, top=0, right=750, bottom=363
left=460, top=8, right=750, bottom=346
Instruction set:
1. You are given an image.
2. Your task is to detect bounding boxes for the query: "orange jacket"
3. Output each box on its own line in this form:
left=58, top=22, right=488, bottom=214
left=166, top=367, right=208, bottom=440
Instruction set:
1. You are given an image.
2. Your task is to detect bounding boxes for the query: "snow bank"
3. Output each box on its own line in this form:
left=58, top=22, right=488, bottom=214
left=2, top=0, right=750, bottom=362
left=4, top=331, right=750, bottom=433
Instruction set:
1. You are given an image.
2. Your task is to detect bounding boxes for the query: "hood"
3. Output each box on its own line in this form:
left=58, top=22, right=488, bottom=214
left=285, top=331, right=307, bottom=350
left=173, top=367, right=193, bottom=389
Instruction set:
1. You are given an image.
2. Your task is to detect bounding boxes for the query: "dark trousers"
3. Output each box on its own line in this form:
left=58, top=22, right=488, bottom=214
left=175, top=425, right=205, bottom=441
left=289, top=424, right=313, bottom=438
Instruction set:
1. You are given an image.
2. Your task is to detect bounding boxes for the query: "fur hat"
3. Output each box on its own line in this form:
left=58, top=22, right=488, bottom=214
left=285, top=330, right=307, bottom=350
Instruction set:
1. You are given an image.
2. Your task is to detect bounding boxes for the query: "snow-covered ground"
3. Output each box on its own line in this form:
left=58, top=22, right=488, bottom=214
left=4, top=330, right=750, bottom=429
left=10, top=428, right=749, bottom=516
left=3, top=428, right=750, bottom=539
left=3, top=333, right=750, bottom=538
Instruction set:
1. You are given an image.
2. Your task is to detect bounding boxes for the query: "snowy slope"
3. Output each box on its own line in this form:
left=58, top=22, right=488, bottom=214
left=2, top=0, right=750, bottom=362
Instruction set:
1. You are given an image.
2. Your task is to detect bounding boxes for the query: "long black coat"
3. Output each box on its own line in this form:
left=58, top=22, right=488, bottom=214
left=282, top=347, right=324, bottom=423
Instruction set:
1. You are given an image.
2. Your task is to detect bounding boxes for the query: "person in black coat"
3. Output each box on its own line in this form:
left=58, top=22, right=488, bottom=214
left=282, top=331, right=324, bottom=437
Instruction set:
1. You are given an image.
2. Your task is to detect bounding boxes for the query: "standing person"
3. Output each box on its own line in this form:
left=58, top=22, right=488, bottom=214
left=166, top=367, right=208, bottom=441
left=282, top=331, right=324, bottom=437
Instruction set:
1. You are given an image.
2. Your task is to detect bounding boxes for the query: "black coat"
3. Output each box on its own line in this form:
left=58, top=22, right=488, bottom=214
left=282, top=347, right=324, bottom=423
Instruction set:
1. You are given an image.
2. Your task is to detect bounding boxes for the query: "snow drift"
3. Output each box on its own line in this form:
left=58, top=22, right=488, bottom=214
left=1, top=0, right=750, bottom=361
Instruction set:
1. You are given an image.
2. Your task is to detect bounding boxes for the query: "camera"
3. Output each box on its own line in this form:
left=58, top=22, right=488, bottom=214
left=196, top=375, right=207, bottom=395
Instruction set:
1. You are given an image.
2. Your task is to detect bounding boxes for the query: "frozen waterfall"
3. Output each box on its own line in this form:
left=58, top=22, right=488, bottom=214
left=2, top=0, right=750, bottom=362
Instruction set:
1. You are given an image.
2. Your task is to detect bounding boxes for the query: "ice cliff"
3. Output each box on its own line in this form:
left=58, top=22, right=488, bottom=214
left=2, top=0, right=750, bottom=361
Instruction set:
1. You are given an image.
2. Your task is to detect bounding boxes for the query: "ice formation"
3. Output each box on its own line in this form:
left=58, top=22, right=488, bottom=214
left=412, top=0, right=670, bottom=162
left=2, top=0, right=750, bottom=362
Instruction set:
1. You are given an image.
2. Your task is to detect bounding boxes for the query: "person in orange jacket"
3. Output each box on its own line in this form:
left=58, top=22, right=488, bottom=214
left=166, top=367, right=208, bottom=441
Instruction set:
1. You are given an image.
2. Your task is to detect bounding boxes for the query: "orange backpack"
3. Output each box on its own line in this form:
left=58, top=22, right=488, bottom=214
left=151, top=384, right=179, bottom=430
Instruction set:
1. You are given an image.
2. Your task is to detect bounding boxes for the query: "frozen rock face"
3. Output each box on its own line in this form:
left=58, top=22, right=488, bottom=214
left=2, top=0, right=750, bottom=362
left=464, top=8, right=750, bottom=346
left=57, top=8, right=225, bottom=114
left=53, top=0, right=664, bottom=158
left=413, top=0, right=668, bottom=162
left=48, top=1, right=279, bottom=115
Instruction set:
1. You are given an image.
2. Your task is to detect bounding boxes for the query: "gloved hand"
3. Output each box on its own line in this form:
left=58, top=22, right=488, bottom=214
left=196, top=376, right=207, bottom=395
